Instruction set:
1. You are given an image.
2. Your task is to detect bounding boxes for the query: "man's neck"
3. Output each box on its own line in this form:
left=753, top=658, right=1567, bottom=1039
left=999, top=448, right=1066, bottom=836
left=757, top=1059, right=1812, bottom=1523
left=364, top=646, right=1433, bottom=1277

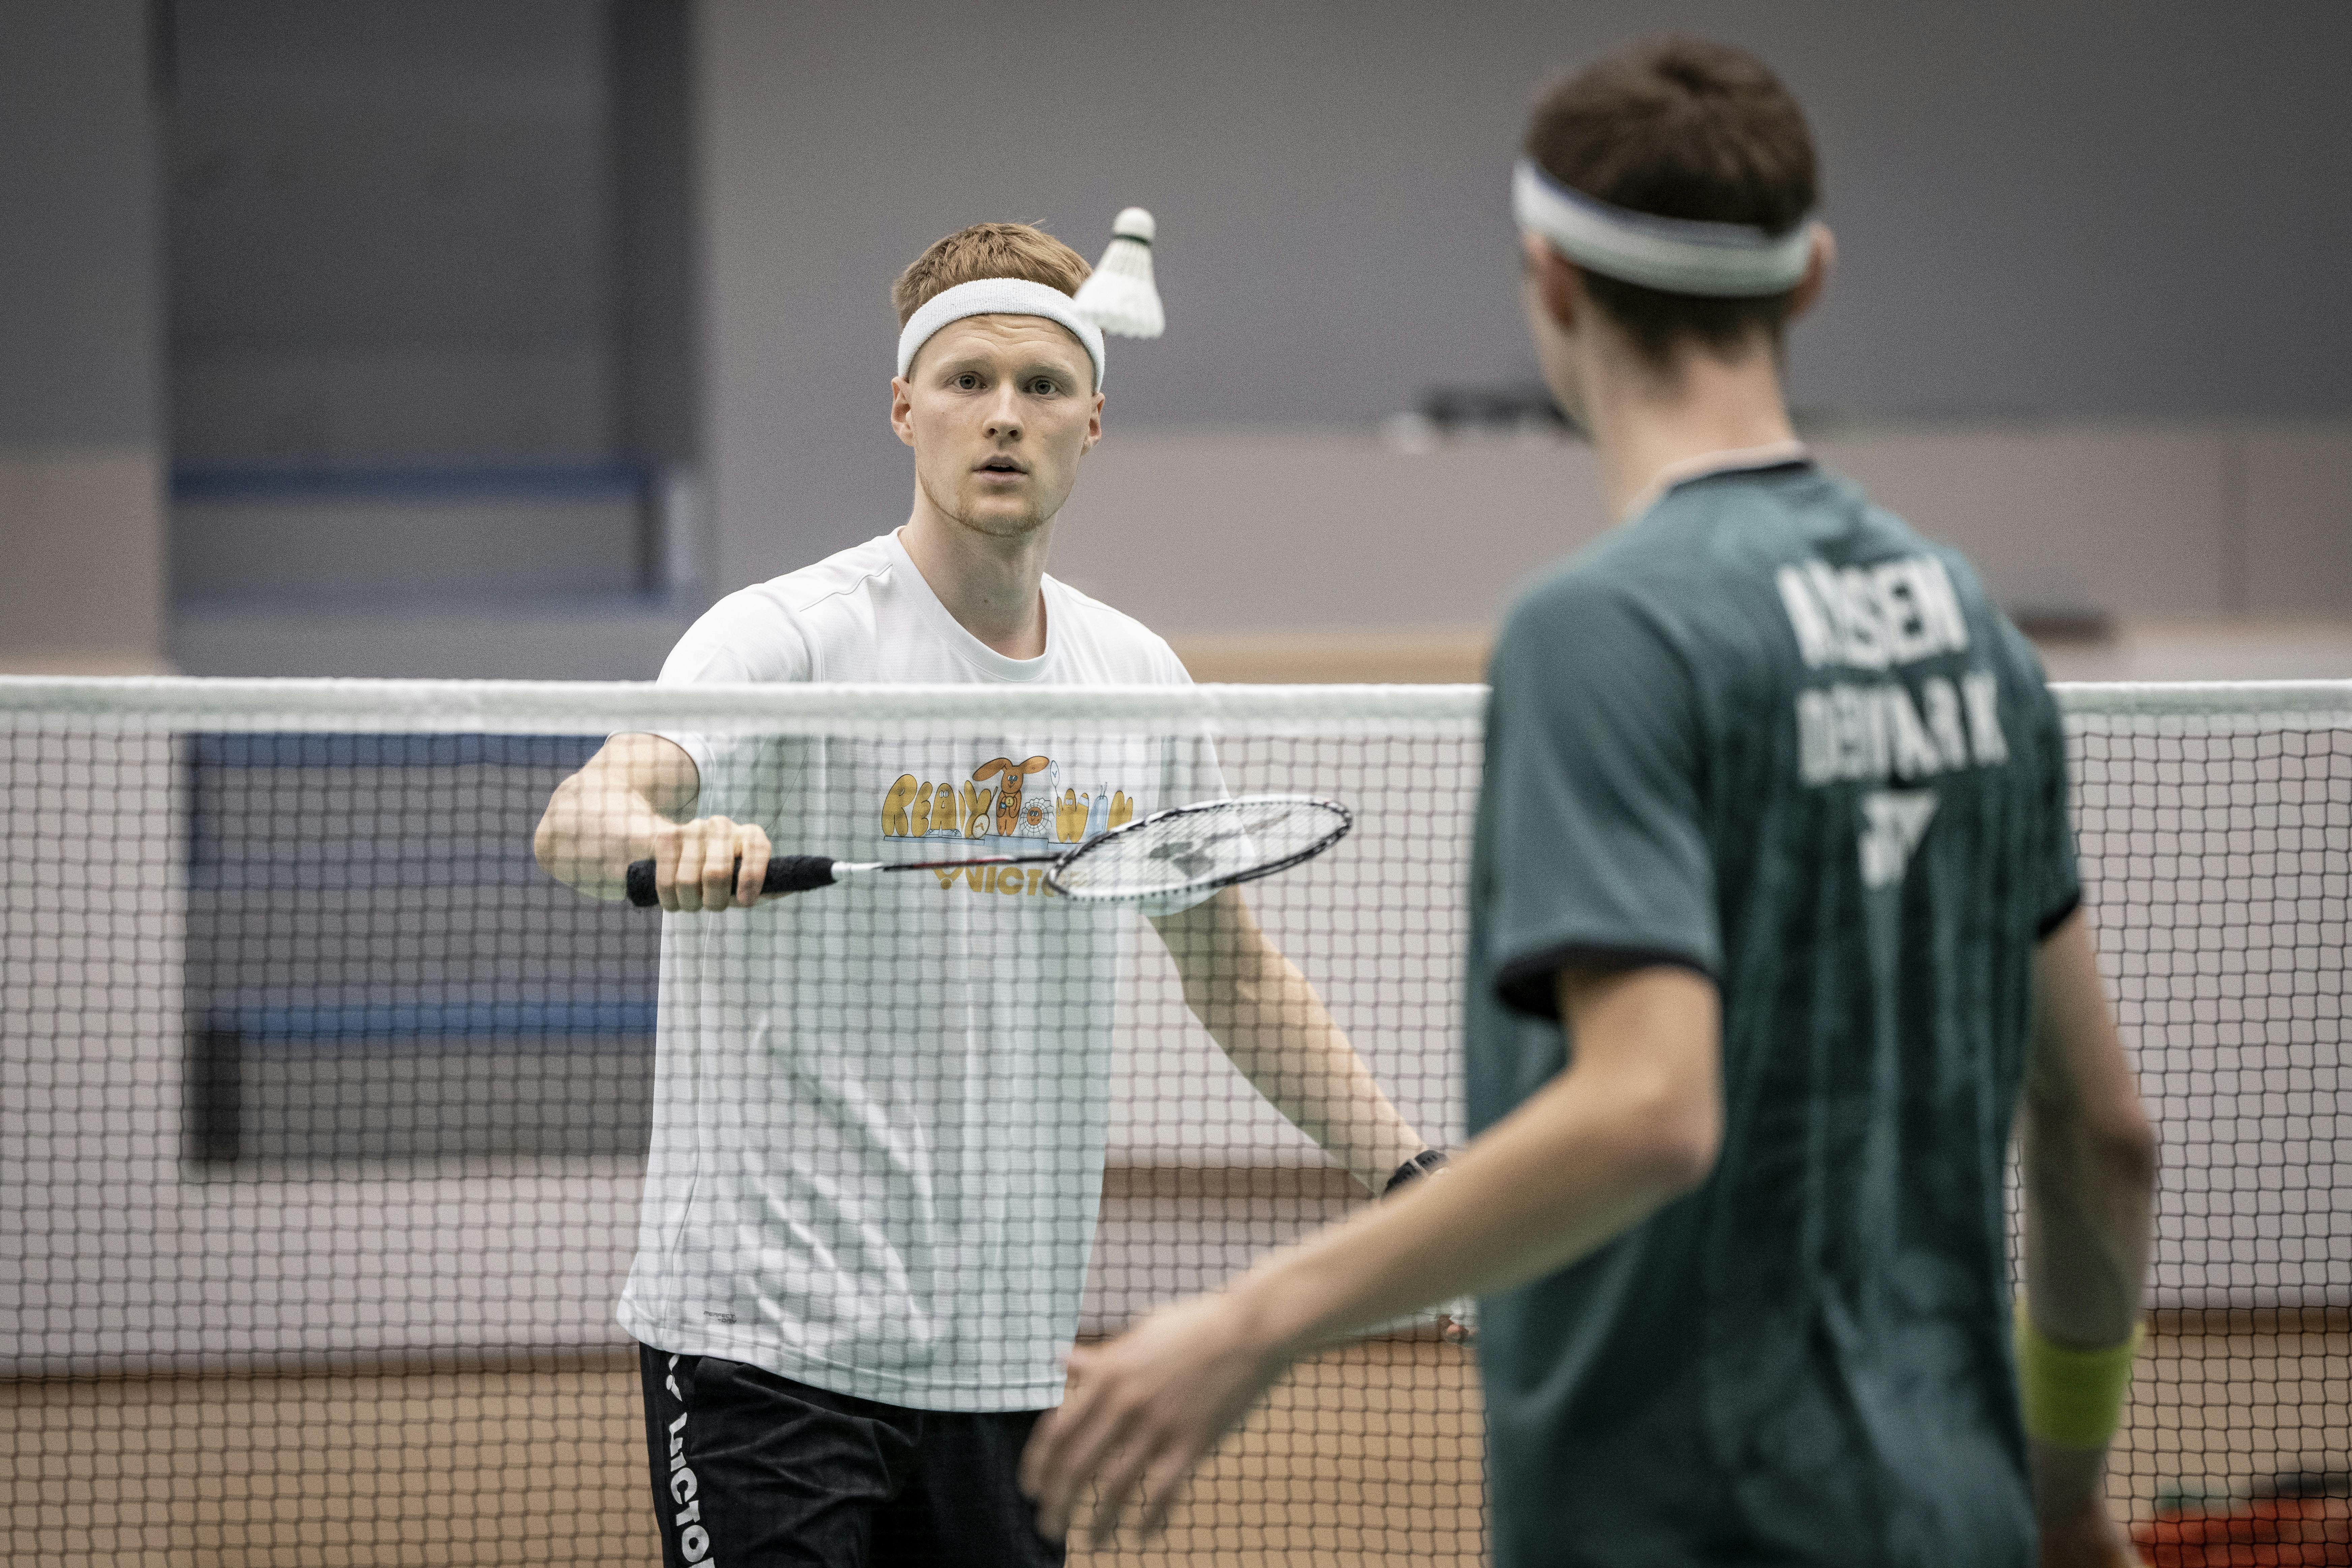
left=1581, top=341, right=1800, bottom=520
left=898, top=503, right=1055, bottom=660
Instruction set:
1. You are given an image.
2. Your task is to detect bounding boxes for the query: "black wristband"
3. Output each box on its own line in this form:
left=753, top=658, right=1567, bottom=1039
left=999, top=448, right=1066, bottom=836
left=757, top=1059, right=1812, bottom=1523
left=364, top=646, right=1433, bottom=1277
left=1383, top=1149, right=1448, bottom=1196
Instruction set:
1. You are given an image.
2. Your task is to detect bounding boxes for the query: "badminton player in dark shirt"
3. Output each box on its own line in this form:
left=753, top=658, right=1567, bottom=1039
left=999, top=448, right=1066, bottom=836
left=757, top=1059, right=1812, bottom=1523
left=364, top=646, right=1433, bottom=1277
left=1023, top=38, right=2158, bottom=1568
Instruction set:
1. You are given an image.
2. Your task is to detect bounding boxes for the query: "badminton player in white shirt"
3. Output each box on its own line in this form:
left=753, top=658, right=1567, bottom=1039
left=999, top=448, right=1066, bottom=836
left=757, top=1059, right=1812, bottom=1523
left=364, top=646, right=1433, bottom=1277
left=534, top=217, right=1441, bottom=1568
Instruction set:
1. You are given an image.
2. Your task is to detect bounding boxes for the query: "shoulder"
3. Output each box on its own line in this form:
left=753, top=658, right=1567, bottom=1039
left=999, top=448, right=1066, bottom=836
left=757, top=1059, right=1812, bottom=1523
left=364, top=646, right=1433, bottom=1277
left=1493, top=481, right=1835, bottom=718
left=1503, top=463, right=1920, bottom=658
left=1488, top=557, right=1702, bottom=761
left=1497, top=543, right=1677, bottom=671
left=660, top=536, right=899, bottom=685
left=1044, top=575, right=1193, bottom=684
left=1652, top=461, right=1872, bottom=571
left=748, top=534, right=903, bottom=622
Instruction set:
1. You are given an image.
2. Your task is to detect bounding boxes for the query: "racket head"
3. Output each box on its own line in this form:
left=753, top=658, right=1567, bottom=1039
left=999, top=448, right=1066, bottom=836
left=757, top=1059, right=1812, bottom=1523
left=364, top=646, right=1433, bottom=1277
left=1044, top=794, right=1352, bottom=902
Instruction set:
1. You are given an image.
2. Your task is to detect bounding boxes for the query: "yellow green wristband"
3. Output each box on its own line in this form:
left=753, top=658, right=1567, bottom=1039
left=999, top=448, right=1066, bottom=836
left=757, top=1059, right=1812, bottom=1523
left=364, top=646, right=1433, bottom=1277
left=2014, top=1299, right=2142, bottom=1449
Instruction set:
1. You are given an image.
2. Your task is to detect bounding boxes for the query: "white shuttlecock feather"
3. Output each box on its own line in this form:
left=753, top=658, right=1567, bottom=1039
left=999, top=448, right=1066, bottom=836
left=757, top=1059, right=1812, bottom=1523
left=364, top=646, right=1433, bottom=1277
left=1073, top=206, right=1164, bottom=339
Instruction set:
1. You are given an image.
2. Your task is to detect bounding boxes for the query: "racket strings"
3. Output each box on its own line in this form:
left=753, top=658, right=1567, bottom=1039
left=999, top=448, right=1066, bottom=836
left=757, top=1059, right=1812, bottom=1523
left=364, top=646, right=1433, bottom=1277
left=1051, top=796, right=1349, bottom=899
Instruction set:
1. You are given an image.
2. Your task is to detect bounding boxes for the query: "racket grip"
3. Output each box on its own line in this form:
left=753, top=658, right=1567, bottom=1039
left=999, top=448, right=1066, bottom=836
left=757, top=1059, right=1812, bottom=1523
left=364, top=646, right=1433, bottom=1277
left=624, top=854, right=838, bottom=907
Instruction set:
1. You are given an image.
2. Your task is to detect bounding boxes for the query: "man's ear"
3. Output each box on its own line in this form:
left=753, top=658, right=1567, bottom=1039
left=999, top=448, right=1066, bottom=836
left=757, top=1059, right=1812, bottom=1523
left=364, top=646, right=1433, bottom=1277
left=1081, top=388, right=1103, bottom=456
left=890, top=376, right=917, bottom=448
left=1788, top=225, right=1836, bottom=323
left=1520, top=231, right=1584, bottom=333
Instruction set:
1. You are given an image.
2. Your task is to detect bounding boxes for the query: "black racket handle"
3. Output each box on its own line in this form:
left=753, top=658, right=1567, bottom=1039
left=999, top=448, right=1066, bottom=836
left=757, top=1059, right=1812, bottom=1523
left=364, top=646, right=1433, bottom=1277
left=625, top=854, right=838, bottom=908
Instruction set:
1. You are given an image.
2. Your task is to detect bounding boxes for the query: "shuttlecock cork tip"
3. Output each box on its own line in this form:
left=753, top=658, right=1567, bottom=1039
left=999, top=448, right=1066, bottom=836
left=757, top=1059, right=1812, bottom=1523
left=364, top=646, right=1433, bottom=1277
left=1113, top=207, right=1155, bottom=244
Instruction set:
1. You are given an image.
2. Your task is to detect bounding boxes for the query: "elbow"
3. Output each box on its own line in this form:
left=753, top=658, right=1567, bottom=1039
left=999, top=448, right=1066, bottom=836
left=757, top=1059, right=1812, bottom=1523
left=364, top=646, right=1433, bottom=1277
left=2029, top=1095, right=2159, bottom=1205
left=1647, top=1120, right=1721, bottom=1198
left=2096, top=1110, right=2160, bottom=1200
left=1621, top=1086, right=1722, bottom=1198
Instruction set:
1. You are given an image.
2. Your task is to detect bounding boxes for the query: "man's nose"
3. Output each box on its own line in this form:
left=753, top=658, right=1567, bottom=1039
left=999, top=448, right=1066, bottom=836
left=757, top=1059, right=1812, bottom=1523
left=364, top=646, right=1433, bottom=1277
left=982, top=385, right=1023, bottom=439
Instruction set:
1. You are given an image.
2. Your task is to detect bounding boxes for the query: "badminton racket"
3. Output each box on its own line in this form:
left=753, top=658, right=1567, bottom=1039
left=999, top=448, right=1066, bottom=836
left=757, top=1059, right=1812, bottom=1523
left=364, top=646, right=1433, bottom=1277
left=625, top=794, right=1350, bottom=907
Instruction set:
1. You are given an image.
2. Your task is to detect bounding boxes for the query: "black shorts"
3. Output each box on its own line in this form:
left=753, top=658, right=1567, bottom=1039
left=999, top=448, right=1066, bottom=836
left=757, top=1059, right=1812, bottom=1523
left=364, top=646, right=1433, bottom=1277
left=639, top=1344, right=1065, bottom=1568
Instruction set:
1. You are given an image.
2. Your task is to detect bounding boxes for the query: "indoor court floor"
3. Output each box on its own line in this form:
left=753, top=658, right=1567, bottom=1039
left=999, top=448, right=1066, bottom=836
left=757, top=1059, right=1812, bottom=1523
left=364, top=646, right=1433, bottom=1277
left=7, top=1319, right=2344, bottom=1566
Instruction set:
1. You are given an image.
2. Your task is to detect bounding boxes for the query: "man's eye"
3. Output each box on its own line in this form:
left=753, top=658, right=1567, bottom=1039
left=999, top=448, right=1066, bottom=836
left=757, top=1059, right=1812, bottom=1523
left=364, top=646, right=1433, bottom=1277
left=1029, top=379, right=1058, bottom=396
left=954, top=373, right=981, bottom=390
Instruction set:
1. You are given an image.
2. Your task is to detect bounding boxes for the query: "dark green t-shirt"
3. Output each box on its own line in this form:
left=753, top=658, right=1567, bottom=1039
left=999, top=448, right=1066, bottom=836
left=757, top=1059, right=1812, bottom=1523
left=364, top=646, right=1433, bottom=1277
left=1467, top=459, right=2078, bottom=1568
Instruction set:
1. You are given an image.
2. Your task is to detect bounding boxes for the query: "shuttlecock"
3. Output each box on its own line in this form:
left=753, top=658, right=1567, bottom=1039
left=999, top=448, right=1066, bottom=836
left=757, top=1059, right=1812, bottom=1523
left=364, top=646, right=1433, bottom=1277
left=1073, top=206, right=1164, bottom=339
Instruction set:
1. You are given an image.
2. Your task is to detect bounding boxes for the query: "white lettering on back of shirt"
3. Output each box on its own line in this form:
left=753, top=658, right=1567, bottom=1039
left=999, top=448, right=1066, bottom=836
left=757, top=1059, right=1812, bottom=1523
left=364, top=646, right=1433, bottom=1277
left=1963, top=670, right=2009, bottom=765
left=1778, top=555, right=1970, bottom=672
left=1859, top=789, right=1940, bottom=889
left=1796, top=669, right=2011, bottom=789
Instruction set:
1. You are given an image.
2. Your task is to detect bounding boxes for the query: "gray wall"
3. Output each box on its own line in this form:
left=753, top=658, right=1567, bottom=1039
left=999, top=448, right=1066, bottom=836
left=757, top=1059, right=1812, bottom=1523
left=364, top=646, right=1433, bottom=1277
left=611, top=0, right=702, bottom=475
left=171, top=417, right=2352, bottom=679
left=165, top=0, right=614, bottom=468
left=0, top=0, right=166, bottom=670
left=160, top=0, right=706, bottom=612
left=699, top=0, right=2352, bottom=586
left=1048, top=419, right=2352, bottom=637
left=8, top=1, right=2348, bottom=673
left=0, top=0, right=162, bottom=447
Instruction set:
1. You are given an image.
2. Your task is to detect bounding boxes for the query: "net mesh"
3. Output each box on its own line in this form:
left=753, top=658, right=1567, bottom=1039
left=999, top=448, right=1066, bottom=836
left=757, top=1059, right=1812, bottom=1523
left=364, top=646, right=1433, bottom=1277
left=1, top=676, right=2344, bottom=1565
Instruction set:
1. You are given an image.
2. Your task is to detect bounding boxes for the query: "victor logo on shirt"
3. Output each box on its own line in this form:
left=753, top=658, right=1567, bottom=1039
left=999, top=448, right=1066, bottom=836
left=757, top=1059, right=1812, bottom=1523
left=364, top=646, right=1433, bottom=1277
left=881, top=757, right=1137, bottom=846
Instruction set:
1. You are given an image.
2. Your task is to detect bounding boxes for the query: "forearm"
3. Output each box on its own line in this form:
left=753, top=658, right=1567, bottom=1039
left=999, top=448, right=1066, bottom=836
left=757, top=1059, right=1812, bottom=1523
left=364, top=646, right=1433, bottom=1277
left=1015, top=967, right=1721, bottom=1546
left=2019, top=1118, right=2153, bottom=1520
left=2022, top=1112, right=2154, bottom=1349
left=1225, top=1058, right=1709, bottom=1359
left=2021, top=917, right=2157, bottom=1351
left=2011, top=916, right=2157, bottom=1544
left=1182, top=946, right=1425, bottom=1192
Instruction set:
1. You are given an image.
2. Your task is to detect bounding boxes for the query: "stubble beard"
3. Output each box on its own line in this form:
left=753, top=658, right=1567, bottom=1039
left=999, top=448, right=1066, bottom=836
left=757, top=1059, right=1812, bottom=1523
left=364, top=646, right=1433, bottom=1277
left=918, top=465, right=1054, bottom=542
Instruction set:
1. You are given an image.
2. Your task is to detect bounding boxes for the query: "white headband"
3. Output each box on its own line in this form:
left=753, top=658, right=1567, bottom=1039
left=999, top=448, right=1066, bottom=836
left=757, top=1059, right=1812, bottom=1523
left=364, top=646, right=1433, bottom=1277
left=896, top=278, right=1108, bottom=390
left=1512, top=158, right=1816, bottom=298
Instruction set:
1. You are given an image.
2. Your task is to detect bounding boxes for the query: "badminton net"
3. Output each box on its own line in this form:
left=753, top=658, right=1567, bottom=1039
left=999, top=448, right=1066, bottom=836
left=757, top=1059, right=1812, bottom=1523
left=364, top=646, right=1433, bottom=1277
left=0, top=676, right=2344, bottom=1566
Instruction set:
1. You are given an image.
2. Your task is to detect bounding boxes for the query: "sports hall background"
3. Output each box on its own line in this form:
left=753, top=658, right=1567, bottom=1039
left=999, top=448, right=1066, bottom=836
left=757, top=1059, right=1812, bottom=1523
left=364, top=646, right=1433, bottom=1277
left=6, top=1, right=2349, bottom=685
left=3, top=2, right=2347, bottom=1563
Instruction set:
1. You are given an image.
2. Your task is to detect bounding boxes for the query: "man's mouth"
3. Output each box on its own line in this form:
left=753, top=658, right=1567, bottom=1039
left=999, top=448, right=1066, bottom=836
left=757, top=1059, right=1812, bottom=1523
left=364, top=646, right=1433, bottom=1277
left=976, top=457, right=1027, bottom=476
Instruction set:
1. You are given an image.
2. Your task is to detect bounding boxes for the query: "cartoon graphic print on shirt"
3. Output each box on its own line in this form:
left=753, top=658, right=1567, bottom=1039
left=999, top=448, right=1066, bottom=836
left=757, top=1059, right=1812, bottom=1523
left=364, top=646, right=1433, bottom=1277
left=977, top=756, right=1057, bottom=839
left=880, top=755, right=1138, bottom=896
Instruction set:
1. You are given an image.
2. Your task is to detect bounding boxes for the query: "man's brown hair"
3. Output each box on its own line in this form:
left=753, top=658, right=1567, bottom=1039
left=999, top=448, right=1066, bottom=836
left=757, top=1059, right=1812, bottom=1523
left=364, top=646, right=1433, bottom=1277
left=1525, top=38, right=1819, bottom=366
left=890, top=222, right=1092, bottom=327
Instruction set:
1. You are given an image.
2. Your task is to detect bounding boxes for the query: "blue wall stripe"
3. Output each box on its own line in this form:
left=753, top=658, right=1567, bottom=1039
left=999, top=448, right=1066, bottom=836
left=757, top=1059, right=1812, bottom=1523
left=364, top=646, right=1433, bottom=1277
left=172, top=463, right=651, bottom=502
left=191, top=733, right=605, bottom=768
left=205, top=998, right=657, bottom=1043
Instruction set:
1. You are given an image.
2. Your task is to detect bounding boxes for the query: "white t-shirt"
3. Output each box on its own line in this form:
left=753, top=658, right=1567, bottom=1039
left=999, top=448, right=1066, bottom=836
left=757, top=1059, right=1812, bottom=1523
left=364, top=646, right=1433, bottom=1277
left=616, top=529, right=1218, bottom=1411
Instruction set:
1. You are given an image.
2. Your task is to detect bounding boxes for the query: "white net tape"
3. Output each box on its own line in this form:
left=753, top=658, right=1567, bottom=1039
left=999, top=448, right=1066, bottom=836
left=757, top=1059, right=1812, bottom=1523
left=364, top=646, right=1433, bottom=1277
left=0, top=675, right=1491, bottom=737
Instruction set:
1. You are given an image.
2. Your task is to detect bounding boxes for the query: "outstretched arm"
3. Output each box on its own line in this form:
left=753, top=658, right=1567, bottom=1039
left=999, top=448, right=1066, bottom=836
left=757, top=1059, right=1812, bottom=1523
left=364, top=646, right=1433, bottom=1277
left=1022, top=962, right=1721, bottom=1543
left=533, top=733, right=771, bottom=912
left=2019, top=912, right=2157, bottom=1567
left=1150, top=886, right=1428, bottom=1194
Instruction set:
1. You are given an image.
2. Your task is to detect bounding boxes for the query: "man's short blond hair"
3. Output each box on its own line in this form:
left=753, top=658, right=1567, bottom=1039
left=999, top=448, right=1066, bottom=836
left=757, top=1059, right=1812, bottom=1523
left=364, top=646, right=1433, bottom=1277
left=891, top=223, right=1092, bottom=327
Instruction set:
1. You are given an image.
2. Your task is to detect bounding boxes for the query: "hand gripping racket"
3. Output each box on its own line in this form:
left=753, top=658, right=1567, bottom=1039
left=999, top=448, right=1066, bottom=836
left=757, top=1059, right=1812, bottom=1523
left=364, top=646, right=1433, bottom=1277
left=625, top=794, right=1351, bottom=908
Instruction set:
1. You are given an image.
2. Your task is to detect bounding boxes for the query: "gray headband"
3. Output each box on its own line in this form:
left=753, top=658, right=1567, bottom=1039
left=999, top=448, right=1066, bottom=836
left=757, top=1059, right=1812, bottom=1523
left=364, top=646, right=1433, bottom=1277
left=1512, top=158, right=1816, bottom=297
